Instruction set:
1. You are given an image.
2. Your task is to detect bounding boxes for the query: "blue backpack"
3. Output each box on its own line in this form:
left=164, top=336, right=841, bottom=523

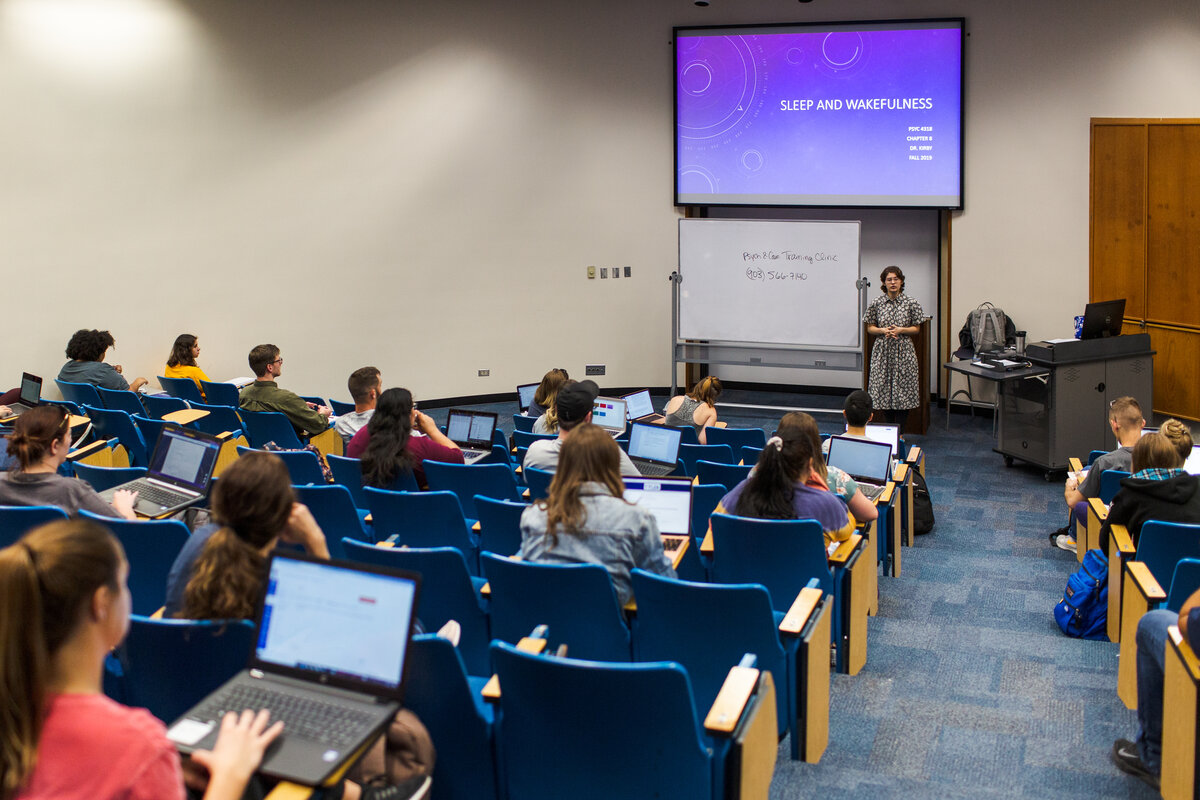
left=1054, top=548, right=1109, bottom=640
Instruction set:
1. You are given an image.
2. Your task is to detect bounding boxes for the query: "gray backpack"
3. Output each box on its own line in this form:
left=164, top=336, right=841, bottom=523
left=968, top=302, right=1008, bottom=354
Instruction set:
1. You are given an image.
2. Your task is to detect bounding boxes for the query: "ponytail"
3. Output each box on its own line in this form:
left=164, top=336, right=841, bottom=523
left=6, top=406, right=69, bottom=472
left=737, top=435, right=801, bottom=519
left=181, top=528, right=267, bottom=621
left=689, top=376, right=723, bottom=407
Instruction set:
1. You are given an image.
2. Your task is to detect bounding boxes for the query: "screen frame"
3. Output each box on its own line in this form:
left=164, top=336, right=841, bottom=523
left=672, top=17, right=965, bottom=210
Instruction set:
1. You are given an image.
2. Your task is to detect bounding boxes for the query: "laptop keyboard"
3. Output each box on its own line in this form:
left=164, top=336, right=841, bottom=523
left=461, top=449, right=486, bottom=460
left=859, top=482, right=885, bottom=501
left=636, top=462, right=676, bottom=477
left=127, top=481, right=187, bottom=507
left=194, top=683, right=377, bottom=748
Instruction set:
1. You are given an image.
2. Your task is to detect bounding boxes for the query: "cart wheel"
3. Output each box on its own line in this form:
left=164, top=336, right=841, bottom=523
left=1044, top=470, right=1054, bottom=481
left=1003, top=455, right=1014, bottom=468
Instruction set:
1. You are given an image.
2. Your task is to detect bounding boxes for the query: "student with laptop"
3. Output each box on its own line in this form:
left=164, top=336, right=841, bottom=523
left=663, top=376, right=722, bottom=444
left=712, top=412, right=855, bottom=547
left=522, top=380, right=641, bottom=477
left=347, top=388, right=463, bottom=490
left=0, top=518, right=281, bottom=800
left=58, top=328, right=149, bottom=393
left=520, top=423, right=675, bottom=606
left=0, top=405, right=138, bottom=519
left=1055, top=395, right=1144, bottom=553
left=821, top=390, right=874, bottom=456
left=335, top=366, right=382, bottom=444
left=0, top=373, right=43, bottom=422
left=239, top=344, right=332, bottom=436
left=526, top=368, right=569, bottom=418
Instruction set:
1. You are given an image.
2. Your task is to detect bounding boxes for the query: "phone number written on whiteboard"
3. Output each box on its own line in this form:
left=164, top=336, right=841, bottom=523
left=745, top=268, right=810, bottom=281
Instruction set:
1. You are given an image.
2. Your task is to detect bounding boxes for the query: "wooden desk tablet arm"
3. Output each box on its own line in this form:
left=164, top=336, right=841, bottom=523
left=162, top=409, right=210, bottom=426
left=1106, top=523, right=1135, bottom=644
left=1116, top=560, right=1169, bottom=709
left=779, top=582, right=824, bottom=637
left=1162, top=625, right=1200, bottom=800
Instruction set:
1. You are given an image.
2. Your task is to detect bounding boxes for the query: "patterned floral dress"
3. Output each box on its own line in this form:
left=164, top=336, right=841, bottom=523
left=863, top=292, right=925, bottom=411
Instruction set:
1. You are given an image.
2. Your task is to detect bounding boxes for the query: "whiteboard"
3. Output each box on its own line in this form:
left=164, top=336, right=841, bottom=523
left=678, top=219, right=862, bottom=348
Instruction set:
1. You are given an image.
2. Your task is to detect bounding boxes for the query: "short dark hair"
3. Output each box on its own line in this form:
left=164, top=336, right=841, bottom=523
left=248, top=344, right=280, bottom=377
left=64, top=329, right=115, bottom=362
left=843, top=390, right=873, bottom=427
left=880, top=265, right=905, bottom=292
left=347, top=366, right=381, bottom=403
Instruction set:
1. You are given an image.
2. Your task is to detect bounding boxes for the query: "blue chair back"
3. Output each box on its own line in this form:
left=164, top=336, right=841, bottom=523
left=1086, top=449, right=1107, bottom=466
left=159, top=376, right=206, bottom=404
left=132, top=414, right=168, bottom=453
left=97, top=387, right=146, bottom=416
left=512, top=414, right=537, bottom=433
left=186, top=402, right=246, bottom=438
left=327, top=454, right=370, bottom=509
left=631, top=570, right=789, bottom=736
left=198, top=380, right=240, bottom=407
left=705, top=426, right=767, bottom=451
left=678, top=443, right=734, bottom=477
left=690, top=484, right=725, bottom=541
left=740, top=445, right=764, bottom=466
left=329, top=399, right=355, bottom=416
left=80, top=511, right=190, bottom=616
left=424, top=461, right=521, bottom=520
left=140, top=394, right=189, bottom=419
left=481, top=552, right=631, bottom=661
left=694, top=460, right=752, bottom=492
left=71, top=464, right=147, bottom=493
left=0, top=506, right=69, bottom=547
left=513, top=430, right=556, bottom=449
left=522, top=466, right=554, bottom=502
left=490, top=641, right=712, bottom=800
left=82, top=405, right=150, bottom=467
left=342, top=542, right=490, bottom=676
left=406, top=635, right=498, bottom=800
left=709, top=513, right=834, bottom=606
left=114, top=616, right=254, bottom=723
left=292, top=484, right=366, bottom=560
left=1136, top=521, right=1200, bottom=590
left=474, top=496, right=527, bottom=557
left=239, top=410, right=305, bottom=449
left=670, top=424, right=700, bottom=445
left=41, top=399, right=82, bottom=416
left=237, top=447, right=325, bottom=485
left=297, top=395, right=326, bottom=408
left=1100, top=469, right=1131, bottom=504
left=1167, top=558, right=1200, bottom=612
left=364, top=488, right=479, bottom=570
left=55, top=379, right=104, bottom=409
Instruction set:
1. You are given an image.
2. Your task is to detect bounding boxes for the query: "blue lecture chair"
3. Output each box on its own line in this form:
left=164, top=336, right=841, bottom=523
left=473, top=495, right=527, bottom=557
left=0, top=506, right=69, bottom=547
left=364, top=488, right=480, bottom=573
left=55, top=379, right=104, bottom=409
left=512, top=430, right=556, bottom=450
left=80, top=511, right=190, bottom=616
left=96, top=387, right=146, bottom=416
left=131, top=414, right=168, bottom=454
left=694, top=460, right=752, bottom=492
left=185, top=402, right=246, bottom=439
left=326, top=454, right=370, bottom=510
left=329, top=399, right=356, bottom=416
left=139, top=394, right=190, bottom=420
left=423, top=461, right=522, bottom=521
left=198, top=380, right=240, bottom=407
left=71, top=464, right=147, bottom=494
left=1167, top=558, right=1200, bottom=612
left=238, top=446, right=325, bottom=485
left=512, top=414, right=537, bottom=433
left=705, top=426, right=767, bottom=452
left=81, top=405, right=150, bottom=467
left=292, top=484, right=369, bottom=560
left=1099, top=469, right=1131, bottom=504
left=522, top=466, right=554, bottom=502
left=239, top=410, right=306, bottom=449
left=158, top=376, right=205, bottom=405
left=678, top=443, right=734, bottom=477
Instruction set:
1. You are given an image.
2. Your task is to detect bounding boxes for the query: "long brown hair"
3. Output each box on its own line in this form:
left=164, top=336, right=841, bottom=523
left=361, top=388, right=415, bottom=489
left=5, top=406, right=70, bottom=472
left=0, top=520, right=123, bottom=799
left=1133, top=431, right=1184, bottom=473
left=181, top=453, right=293, bottom=620
left=541, top=424, right=626, bottom=544
left=532, top=369, right=568, bottom=408
left=736, top=413, right=819, bottom=519
left=687, top=376, right=722, bottom=407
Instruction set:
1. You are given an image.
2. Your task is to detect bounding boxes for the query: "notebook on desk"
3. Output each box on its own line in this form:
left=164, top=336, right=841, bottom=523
left=97, top=425, right=221, bottom=517
left=446, top=409, right=498, bottom=464
left=169, top=551, right=421, bottom=787
left=826, top=435, right=893, bottom=501
left=0, top=373, right=42, bottom=421
left=621, top=389, right=665, bottom=424
left=623, top=475, right=693, bottom=553
left=627, top=421, right=681, bottom=476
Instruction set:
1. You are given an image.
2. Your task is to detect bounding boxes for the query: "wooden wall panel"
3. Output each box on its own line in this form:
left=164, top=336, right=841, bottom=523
left=1147, top=125, right=1200, bottom=328
left=1145, top=325, right=1200, bottom=421
left=1091, top=123, right=1146, bottom=319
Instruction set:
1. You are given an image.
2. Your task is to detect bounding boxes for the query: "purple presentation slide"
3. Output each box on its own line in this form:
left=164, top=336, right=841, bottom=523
left=675, top=21, right=963, bottom=208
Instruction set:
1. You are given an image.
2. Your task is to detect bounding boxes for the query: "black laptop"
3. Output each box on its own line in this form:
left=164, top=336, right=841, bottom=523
left=517, top=383, right=539, bottom=414
left=97, top=425, right=222, bottom=517
left=169, top=551, right=421, bottom=786
left=826, top=435, right=893, bottom=501
left=627, top=422, right=682, bottom=476
left=621, top=389, right=665, bottom=424
left=0, top=373, right=42, bottom=420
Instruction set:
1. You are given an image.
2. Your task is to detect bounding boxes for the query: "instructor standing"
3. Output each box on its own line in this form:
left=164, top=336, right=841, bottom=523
left=863, top=266, right=923, bottom=430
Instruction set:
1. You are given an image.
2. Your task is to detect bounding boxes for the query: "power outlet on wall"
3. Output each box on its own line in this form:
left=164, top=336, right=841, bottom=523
left=585, top=364, right=605, bottom=376
left=478, top=369, right=490, bottom=377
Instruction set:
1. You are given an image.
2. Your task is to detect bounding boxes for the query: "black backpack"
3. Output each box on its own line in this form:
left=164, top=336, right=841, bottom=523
left=912, top=470, right=935, bottom=534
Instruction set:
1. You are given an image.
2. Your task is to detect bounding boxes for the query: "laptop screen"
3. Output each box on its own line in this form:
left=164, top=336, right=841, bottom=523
left=517, top=383, right=538, bottom=413
left=591, top=397, right=627, bottom=432
left=256, top=555, right=418, bottom=691
left=1185, top=445, right=1200, bottom=477
left=149, top=427, right=221, bottom=492
left=628, top=422, right=682, bottom=465
left=19, top=373, right=41, bottom=406
left=623, top=476, right=693, bottom=536
left=623, top=389, right=655, bottom=420
left=862, top=424, right=900, bottom=459
left=827, top=435, right=892, bottom=484
left=446, top=410, right=495, bottom=446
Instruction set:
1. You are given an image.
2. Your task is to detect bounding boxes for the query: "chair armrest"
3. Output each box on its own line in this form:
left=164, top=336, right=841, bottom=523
left=1089, top=497, right=1108, bottom=522
left=69, top=414, right=90, bottom=428
left=1068, top=456, right=1083, bottom=473
left=1163, top=625, right=1200, bottom=800
left=827, top=534, right=862, bottom=565
left=162, top=409, right=209, bottom=425
left=472, top=521, right=481, bottom=532
left=1111, top=524, right=1135, bottom=556
left=66, top=439, right=110, bottom=462
left=704, top=665, right=760, bottom=736
left=1127, top=561, right=1167, bottom=603
left=893, top=462, right=909, bottom=483
left=482, top=637, right=547, bottom=702
left=779, top=586, right=823, bottom=636
left=700, top=529, right=714, bottom=556
left=712, top=421, right=728, bottom=428
left=875, top=482, right=895, bottom=505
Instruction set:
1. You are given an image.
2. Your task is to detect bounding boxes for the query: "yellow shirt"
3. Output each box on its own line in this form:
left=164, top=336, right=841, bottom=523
left=163, top=363, right=211, bottom=397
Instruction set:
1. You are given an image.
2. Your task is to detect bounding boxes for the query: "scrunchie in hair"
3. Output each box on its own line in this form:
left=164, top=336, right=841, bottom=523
left=766, top=435, right=783, bottom=451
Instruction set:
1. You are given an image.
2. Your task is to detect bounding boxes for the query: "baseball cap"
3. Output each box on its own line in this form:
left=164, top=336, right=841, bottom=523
left=555, top=379, right=600, bottom=424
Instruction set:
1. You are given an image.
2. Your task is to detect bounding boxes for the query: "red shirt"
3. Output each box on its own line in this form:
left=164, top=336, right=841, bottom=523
left=346, top=428, right=464, bottom=488
left=20, top=693, right=184, bottom=800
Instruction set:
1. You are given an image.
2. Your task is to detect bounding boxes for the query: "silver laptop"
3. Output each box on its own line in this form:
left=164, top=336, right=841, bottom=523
left=98, top=425, right=222, bottom=517
left=863, top=424, right=901, bottom=459
left=627, top=422, right=681, bottom=476
left=623, top=475, right=693, bottom=554
left=169, top=552, right=421, bottom=786
left=826, top=435, right=893, bottom=501
left=591, top=396, right=627, bottom=436
left=446, top=408, right=498, bottom=464
left=621, top=389, right=665, bottom=424
left=517, top=383, right=538, bottom=414
left=1, top=373, right=42, bottom=420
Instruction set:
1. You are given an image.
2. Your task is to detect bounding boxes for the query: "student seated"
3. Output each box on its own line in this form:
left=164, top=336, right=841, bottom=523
left=335, top=366, right=381, bottom=444
left=523, top=380, right=640, bottom=477
left=1111, top=586, right=1200, bottom=790
left=1098, top=421, right=1200, bottom=553
left=238, top=344, right=331, bottom=436
left=712, top=411, right=855, bottom=547
left=0, top=519, right=279, bottom=800
left=821, top=389, right=874, bottom=456
left=347, top=387, right=463, bottom=490
left=163, top=333, right=212, bottom=396
left=797, top=412, right=879, bottom=527
left=519, top=423, right=675, bottom=606
left=0, top=405, right=137, bottom=519
left=1055, top=395, right=1144, bottom=553
left=57, top=328, right=148, bottom=393
left=663, top=376, right=721, bottom=445
left=526, top=368, right=568, bottom=418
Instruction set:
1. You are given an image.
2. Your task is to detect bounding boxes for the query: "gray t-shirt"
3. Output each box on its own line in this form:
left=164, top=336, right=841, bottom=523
left=523, top=436, right=640, bottom=477
left=334, top=409, right=374, bottom=443
left=0, top=471, right=121, bottom=517
left=57, top=360, right=129, bottom=391
left=1079, top=445, right=1134, bottom=499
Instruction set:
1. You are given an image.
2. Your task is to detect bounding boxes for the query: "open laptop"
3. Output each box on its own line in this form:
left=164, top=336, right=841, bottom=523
left=516, top=383, right=538, bottom=414
left=622, top=389, right=665, bottom=424
left=591, top=396, right=627, bottom=436
left=446, top=408, right=498, bottom=464
left=98, top=425, right=221, bottom=517
left=1185, top=445, right=1200, bottom=476
left=623, top=475, right=694, bottom=555
left=168, top=551, right=421, bottom=786
left=0, top=373, right=42, bottom=421
left=863, top=423, right=900, bottom=460
left=1080, top=298, right=1126, bottom=340
left=627, top=422, right=682, bottom=476
left=826, top=435, right=893, bottom=501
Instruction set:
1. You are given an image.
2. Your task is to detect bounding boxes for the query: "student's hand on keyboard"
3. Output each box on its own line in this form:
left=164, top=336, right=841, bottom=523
left=111, top=489, right=138, bottom=521
left=189, top=709, right=284, bottom=799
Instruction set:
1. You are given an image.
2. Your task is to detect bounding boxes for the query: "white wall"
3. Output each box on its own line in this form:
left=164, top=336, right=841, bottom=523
left=2, top=0, right=1198, bottom=402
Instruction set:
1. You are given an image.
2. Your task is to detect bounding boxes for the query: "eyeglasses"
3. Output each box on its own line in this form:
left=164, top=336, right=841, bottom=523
left=272, top=358, right=283, bottom=365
